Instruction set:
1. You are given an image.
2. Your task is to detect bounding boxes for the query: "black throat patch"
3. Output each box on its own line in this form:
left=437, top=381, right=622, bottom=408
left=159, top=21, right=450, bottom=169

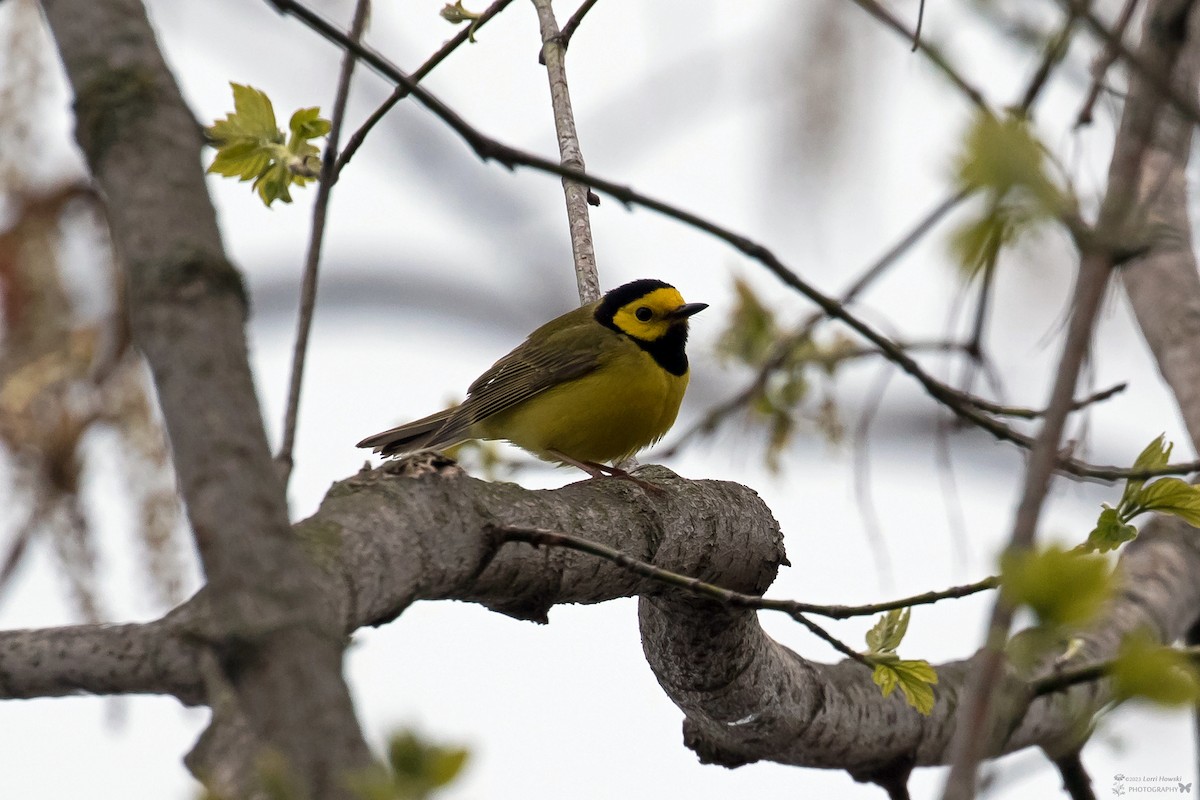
left=595, top=305, right=690, bottom=377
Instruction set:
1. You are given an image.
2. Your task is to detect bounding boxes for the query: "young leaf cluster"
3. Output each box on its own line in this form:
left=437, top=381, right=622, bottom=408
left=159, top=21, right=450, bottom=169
left=440, top=1, right=483, bottom=42
left=205, top=83, right=331, bottom=206
left=1000, top=544, right=1112, bottom=628
left=715, top=278, right=854, bottom=471
left=350, top=729, right=470, bottom=800
left=1082, top=435, right=1200, bottom=553
left=950, top=111, right=1070, bottom=276
left=1110, top=632, right=1200, bottom=707
left=861, top=608, right=938, bottom=715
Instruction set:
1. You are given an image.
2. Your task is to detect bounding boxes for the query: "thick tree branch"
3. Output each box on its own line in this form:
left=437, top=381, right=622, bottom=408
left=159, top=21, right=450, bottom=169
left=3, top=466, right=1198, bottom=781
left=37, top=1, right=374, bottom=796
left=1120, top=26, right=1200, bottom=453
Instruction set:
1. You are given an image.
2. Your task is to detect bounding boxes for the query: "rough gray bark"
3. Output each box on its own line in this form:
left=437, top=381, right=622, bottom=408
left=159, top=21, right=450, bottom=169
left=36, top=0, right=374, bottom=796
left=1121, top=4, right=1200, bottom=453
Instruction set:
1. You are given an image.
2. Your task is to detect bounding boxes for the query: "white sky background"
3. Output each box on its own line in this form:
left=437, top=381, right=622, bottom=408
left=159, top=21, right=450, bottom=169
left=0, top=0, right=1196, bottom=797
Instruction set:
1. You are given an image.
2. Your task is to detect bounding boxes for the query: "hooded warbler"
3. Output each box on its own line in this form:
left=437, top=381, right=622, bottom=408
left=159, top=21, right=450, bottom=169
left=357, top=278, right=706, bottom=478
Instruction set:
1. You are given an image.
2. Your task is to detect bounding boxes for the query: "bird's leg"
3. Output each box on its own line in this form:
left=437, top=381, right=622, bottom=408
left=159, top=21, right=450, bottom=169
left=547, top=450, right=664, bottom=494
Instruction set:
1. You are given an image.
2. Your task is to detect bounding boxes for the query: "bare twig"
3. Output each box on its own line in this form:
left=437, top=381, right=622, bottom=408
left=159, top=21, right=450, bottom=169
left=1069, top=0, right=1200, bottom=125
left=1076, top=0, right=1142, bottom=127
left=493, top=523, right=874, bottom=665
left=665, top=188, right=971, bottom=454
left=912, top=0, right=926, bottom=52
left=532, top=0, right=600, bottom=303
left=956, top=256, right=997, bottom=395
left=539, top=0, right=602, bottom=64
left=1028, top=661, right=1109, bottom=697
left=492, top=522, right=998, bottom=618
left=276, top=0, right=371, bottom=488
left=966, top=382, right=1127, bottom=420
left=334, top=0, right=515, bottom=177
left=1029, top=643, right=1200, bottom=697
left=1053, top=751, right=1097, bottom=800
left=854, top=367, right=897, bottom=589
left=847, top=0, right=990, bottom=111
left=1018, top=6, right=1079, bottom=113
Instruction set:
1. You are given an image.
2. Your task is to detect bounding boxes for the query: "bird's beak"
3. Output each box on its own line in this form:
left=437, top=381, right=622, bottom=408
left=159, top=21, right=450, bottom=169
left=668, top=302, right=708, bottom=321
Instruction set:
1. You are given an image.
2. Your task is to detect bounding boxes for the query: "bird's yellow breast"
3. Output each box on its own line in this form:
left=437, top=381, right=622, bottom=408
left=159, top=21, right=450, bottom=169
left=476, top=341, right=689, bottom=464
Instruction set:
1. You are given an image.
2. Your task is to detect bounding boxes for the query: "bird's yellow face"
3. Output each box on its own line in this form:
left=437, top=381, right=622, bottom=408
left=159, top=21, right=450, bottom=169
left=609, top=286, right=693, bottom=341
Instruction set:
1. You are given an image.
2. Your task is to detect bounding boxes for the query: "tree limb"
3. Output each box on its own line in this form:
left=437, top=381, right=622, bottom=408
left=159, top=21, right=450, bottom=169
left=37, top=1, right=375, bottom=795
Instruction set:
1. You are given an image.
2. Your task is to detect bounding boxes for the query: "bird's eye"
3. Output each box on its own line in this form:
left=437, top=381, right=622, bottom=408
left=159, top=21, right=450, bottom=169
left=635, top=306, right=653, bottom=322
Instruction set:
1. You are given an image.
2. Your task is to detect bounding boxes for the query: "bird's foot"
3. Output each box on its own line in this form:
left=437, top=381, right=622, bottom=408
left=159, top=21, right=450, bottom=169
left=548, top=450, right=665, bottom=494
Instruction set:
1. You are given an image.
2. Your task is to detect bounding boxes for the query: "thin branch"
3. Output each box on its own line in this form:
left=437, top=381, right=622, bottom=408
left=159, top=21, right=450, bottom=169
left=493, top=523, right=873, bottom=666
left=812, top=576, right=1002, bottom=620
left=275, top=0, right=371, bottom=487
left=956, top=256, right=997, bottom=395
left=1028, top=661, right=1109, bottom=697
left=847, top=0, right=990, bottom=111
left=1069, top=0, right=1200, bottom=126
left=912, top=0, right=925, bottom=52
left=854, top=367, right=897, bottom=589
left=1030, top=644, right=1200, bottom=697
left=1076, top=0, right=1142, bottom=127
left=665, top=188, right=971, bottom=455
left=1053, top=751, right=1097, bottom=800
left=1017, top=6, right=1079, bottom=113
left=531, top=0, right=600, bottom=303
left=334, top=0, right=515, bottom=177
left=966, top=382, right=1127, bottom=420
left=492, top=522, right=998, bottom=619
left=538, top=0, right=602, bottom=64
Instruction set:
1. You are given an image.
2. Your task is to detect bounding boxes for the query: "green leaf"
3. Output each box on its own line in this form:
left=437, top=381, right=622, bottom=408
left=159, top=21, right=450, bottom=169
left=955, top=112, right=1059, bottom=206
left=949, top=111, right=1068, bottom=276
left=440, top=1, right=481, bottom=23
left=871, top=658, right=938, bottom=715
left=1000, top=545, right=1113, bottom=626
left=1081, top=505, right=1139, bottom=553
left=1111, top=631, right=1200, bottom=706
left=949, top=197, right=1039, bottom=277
left=205, top=83, right=330, bottom=207
left=208, top=83, right=281, bottom=146
left=716, top=277, right=779, bottom=367
left=1119, top=434, right=1171, bottom=511
left=426, top=749, right=469, bottom=788
left=1130, top=477, right=1200, bottom=527
left=865, top=608, right=910, bottom=655
left=289, top=106, right=331, bottom=142
left=376, top=729, right=470, bottom=796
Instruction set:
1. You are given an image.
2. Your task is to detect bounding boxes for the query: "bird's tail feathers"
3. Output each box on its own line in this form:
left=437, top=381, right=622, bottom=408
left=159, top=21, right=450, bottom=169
left=356, top=408, right=468, bottom=458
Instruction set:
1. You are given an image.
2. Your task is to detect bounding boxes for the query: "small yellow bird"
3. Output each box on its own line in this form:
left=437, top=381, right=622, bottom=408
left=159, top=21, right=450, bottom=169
left=357, top=278, right=706, bottom=480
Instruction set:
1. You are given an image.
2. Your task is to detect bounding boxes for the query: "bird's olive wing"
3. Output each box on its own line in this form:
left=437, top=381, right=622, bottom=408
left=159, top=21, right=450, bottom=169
left=449, top=320, right=606, bottom=427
